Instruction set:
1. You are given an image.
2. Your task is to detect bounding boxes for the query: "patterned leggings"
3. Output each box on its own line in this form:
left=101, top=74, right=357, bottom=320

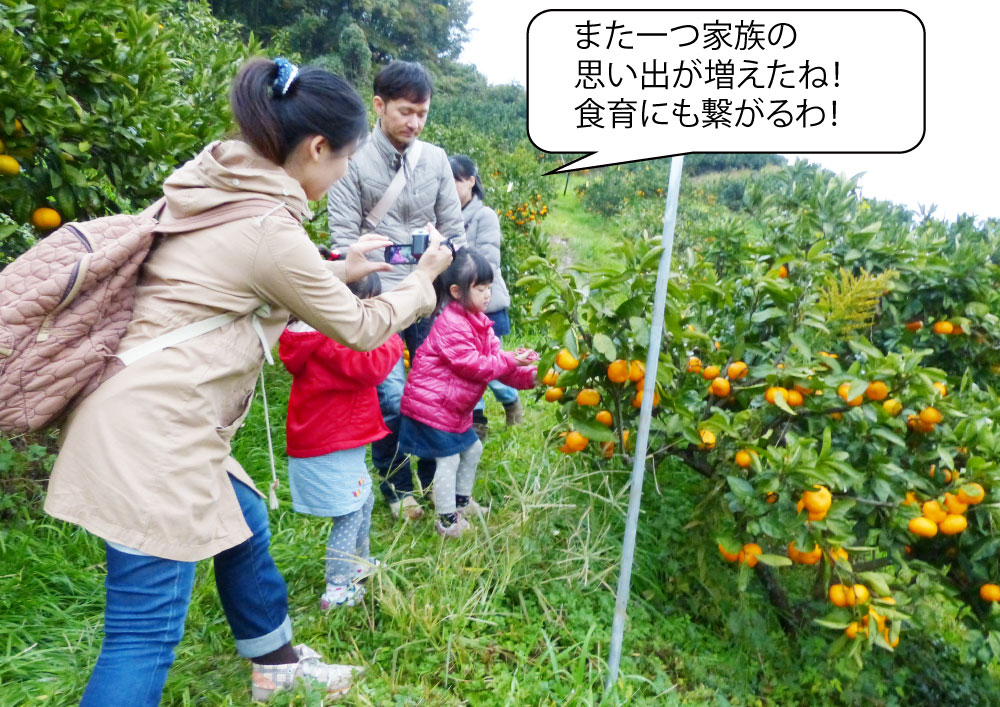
left=432, top=439, right=484, bottom=515
left=325, top=493, right=374, bottom=585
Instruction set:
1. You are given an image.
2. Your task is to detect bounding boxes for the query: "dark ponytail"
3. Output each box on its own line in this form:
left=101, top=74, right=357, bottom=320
left=449, top=154, right=484, bottom=201
left=230, top=58, right=369, bottom=165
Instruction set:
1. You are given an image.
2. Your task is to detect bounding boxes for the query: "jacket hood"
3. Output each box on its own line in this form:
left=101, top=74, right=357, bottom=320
left=278, top=328, right=326, bottom=376
left=462, top=196, right=484, bottom=228
left=162, top=140, right=311, bottom=222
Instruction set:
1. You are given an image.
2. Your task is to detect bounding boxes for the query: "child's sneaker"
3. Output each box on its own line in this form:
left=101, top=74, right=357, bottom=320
left=455, top=497, right=486, bottom=518
left=320, top=583, right=365, bottom=610
left=251, top=643, right=363, bottom=701
left=435, top=514, right=471, bottom=538
left=353, top=558, right=381, bottom=584
left=389, top=495, right=424, bottom=521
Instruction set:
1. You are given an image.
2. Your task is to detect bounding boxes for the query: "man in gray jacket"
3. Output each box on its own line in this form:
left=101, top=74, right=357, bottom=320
left=328, top=61, right=464, bottom=521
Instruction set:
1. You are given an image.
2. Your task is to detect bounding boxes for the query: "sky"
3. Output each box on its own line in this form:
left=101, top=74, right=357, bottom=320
left=458, top=1, right=999, bottom=223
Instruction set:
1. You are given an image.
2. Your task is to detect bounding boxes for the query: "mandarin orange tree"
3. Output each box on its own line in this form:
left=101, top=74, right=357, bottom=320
left=0, top=0, right=258, bottom=247
left=522, top=160, right=1000, bottom=660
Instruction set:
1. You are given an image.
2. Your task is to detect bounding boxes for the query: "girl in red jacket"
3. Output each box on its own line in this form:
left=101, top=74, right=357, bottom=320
left=278, top=273, right=402, bottom=608
left=399, top=249, right=538, bottom=537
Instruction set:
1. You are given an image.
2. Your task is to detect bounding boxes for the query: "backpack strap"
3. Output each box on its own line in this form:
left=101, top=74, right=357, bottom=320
left=364, top=140, right=424, bottom=230
left=150, top=198, right=291, bottom=234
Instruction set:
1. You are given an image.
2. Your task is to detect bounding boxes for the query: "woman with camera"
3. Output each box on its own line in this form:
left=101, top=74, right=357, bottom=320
left=43, top=58, right=452, bottom=705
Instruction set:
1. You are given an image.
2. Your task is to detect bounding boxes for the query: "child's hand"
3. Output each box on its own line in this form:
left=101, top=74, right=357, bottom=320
left=513, top=348, right=539, bottom=366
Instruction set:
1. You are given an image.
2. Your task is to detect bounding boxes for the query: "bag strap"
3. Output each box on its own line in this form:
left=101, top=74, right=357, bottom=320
left=141, top=197, right=289, bottom=234
left=364, top=140, right=424, bottom=230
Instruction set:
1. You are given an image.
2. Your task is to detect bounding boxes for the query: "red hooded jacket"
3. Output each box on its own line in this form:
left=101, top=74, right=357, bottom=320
left=401, top=301, right=537, bottom=433
left=278, top=323, right=404, bottom=458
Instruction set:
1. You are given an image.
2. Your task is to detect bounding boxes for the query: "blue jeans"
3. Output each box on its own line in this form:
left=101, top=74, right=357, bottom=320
left=474, top=311, right=519, bottom=411
left=80, top=476, right=292, bottom=707
left=373, top=316, right=436, bottom=503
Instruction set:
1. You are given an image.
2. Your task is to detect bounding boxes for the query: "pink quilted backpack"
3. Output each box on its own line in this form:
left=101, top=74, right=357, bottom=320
left=0, top=198, right=282, bottom=435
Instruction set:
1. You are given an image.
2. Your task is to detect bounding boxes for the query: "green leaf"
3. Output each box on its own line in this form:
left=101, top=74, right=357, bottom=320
left=846, top=379, right=868, bottom=402
left=568, top=415, right=616, bottom=442
left=858, top=572, right=892, bottom=597
left=756, top=554, right=792, bottom=567
left=813, top=619, right=851, bottom=630
left=726, top=475, right=754, bottom=499
left=773, top=391, right=795, bottom=415
left=788, top=332, right=812, bottom=360
left=847, top=339, right=884, bottom=360
left=751, top=307, right=785, bottom=323
left=870, top=427, right=906, bottom=448
left=592, top=333, right=617, bottom=362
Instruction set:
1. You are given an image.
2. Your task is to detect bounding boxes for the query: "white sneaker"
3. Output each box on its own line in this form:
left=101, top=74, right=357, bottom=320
left=319, top=583, right=365, bottom=611
left=353, top=558, right=381, bottom=584
left=435, top=515, right=471, bottom=538
left=251, top=644, right=363, bottom=701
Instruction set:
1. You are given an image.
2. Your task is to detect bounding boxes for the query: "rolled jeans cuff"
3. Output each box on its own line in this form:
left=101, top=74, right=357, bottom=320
left=235, top=614, right=293, bottom=659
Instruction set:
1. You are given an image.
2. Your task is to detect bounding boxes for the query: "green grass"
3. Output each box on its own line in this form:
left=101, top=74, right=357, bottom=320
left=542, top=175, right=623, bottom=266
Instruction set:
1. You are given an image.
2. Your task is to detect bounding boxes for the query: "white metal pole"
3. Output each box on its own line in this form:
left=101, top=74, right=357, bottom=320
left=605, top=155, right=684, bottom=692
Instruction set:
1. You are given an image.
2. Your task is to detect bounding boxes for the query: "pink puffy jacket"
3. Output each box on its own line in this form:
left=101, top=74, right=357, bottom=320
left=401, top=301, right=536, bottom=433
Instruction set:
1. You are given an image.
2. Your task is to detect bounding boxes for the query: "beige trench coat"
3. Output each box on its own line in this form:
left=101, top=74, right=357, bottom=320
left=44, top=141, right=436, bottom=561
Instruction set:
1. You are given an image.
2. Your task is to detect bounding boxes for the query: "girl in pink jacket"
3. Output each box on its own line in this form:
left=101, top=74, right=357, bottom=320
left=399, top=249, right=538, bottom=537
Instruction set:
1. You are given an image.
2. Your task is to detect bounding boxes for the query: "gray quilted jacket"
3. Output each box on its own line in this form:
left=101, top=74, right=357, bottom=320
left=327, top=121, right=464, bottom=292
left=463, top=196, right=510, bottom=313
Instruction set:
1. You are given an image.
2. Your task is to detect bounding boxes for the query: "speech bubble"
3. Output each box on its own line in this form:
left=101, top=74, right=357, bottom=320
left=527, top=10, right=925, bottom=173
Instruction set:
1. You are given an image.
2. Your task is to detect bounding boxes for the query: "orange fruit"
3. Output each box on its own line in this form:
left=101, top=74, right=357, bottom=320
left=829, top=584, right=850, bottom=607
left=544, top=387, right=564, bottom=402
left=939, top=514, right=967, bottom=535
left=628, top=360, right=644, bottom=382
left=686, top=356, right=702, bottom=374
left=902, top=491, right=918, bottom=506
left=919, top=407, right=943, bottom=425
left=701, top=365, right=720, bottom=381
left=727, top=361, right=748, bottom=380
left=542, top=369, right=559, bottom=386
left=576, top=388, right=601, bottom=406
left=556, top=348, right=579, bottom=371
left=765, top=386, right=789, bottom=405
left=828, top=547, right=849, bottom=564
left=829, top=412, right=843, bottom=420
left=793, top=383, right=813, bottom=396
left=802, top=485, right=832, bottom=514
left=631, top=388, right=660, bottom=408
left=789, top=541, right=821, bottom=565
left=709, top=377, right=731, bottom=397
left=785, top=389, right=804, bottom=407
left=697, top=429, right=716, bottom=450
left=933, top=321, right=954, bottom=335
left=905, top=320, right=923, bottom=332
left=31, top=207, right=62, bottom=230
left=933, top=382, right=947, bottom=397
left=718, top=543, right=739, bottom=563
left=766, top=492, right=778, bottom=504
left=741, top=543, right=762, bottom=568
left=778, top=264, right=788, bottom=278
left=921, top=500, right=948, bottom=524
left=607, top=359, right=629, bottom=383
left=883, top=398, right=902, bottom=417
left=943, top=493, right=968, bottom=515
left=595, top=410, right=613, bottom=427
left=558, top=443, right=575, bottom=454
left=952, top=325, right=965, bottom=335
left=957, top=483, right=985, bottom=505
left=865, top=381, right=889, bottom=401
left=845, top=622, right=865, bottom=639
left=980, top=584, right=1000, bottom=602
left=734, top=450, right=753, bottom=468
left=0, top=154, right=20, bottom=175
left=837, top=383, right=863, bottom=406
left=565, top=431, right=589, bottom=452
left=853, top=584, right=870, bottom=605
left=908, top=516, right=938, bottom=537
